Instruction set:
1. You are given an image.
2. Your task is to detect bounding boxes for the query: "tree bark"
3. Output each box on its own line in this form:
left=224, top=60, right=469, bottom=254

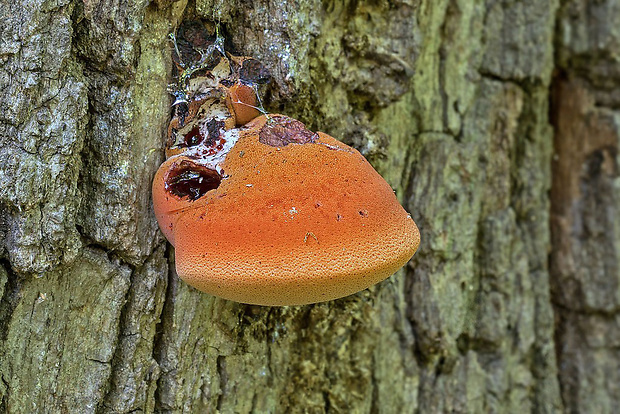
left=0, top=0, right=618, bottom=413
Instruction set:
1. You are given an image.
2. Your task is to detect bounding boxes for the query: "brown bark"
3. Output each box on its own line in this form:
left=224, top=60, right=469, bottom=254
left=0, top=0, right=618, bottom=412
left=550, top=2, right=620, bottom=412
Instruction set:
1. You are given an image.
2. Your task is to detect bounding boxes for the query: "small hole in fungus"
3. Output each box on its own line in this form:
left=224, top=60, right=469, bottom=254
left=184, top=126, right=204, bottom=147
left=165, top=159, right=221, bottom=201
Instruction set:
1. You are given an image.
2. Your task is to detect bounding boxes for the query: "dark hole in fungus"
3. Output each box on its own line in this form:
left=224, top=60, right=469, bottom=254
left=165, top=160, right=221, bottom=201
left=259, top=116, right=318, bottom=147
left=239, top=59, right=271, bottom=84
left=184, top=126, right=204, bottom=147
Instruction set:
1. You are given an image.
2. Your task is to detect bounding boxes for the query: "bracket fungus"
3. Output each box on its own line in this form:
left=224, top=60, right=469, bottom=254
left=153, top=29, right=419, bottom=306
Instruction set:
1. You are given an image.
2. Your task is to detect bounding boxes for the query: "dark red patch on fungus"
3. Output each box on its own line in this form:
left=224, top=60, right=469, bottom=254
left=184, top=126, right=204, bottom=147
left=165, top=159, right=221, bottom=201
left=259, top=116, right=319, bottom=147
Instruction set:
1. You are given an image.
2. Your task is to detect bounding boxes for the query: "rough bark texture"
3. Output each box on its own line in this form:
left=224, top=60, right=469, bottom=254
left=0, top=0, right=618, bottom=413
left=551, top=1, right=620, bottom=413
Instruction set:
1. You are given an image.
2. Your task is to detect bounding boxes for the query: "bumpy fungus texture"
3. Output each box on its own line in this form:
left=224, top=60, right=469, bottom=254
left=153, top=36, right=419, bottom=305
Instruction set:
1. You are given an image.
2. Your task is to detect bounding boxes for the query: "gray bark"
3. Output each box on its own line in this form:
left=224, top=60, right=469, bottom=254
left=0, top=0, right=618, bottom=412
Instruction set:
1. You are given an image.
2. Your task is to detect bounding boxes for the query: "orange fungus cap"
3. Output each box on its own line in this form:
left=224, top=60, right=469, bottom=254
left=153, top=114, right=420, bottom=305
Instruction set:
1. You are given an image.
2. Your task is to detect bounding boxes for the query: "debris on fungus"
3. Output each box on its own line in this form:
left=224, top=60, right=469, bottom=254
left=152, top=22, right=420, bottom=306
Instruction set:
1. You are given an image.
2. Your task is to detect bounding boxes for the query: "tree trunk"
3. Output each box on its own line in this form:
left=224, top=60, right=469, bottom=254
left=0, top=0, right=618, bottom=412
